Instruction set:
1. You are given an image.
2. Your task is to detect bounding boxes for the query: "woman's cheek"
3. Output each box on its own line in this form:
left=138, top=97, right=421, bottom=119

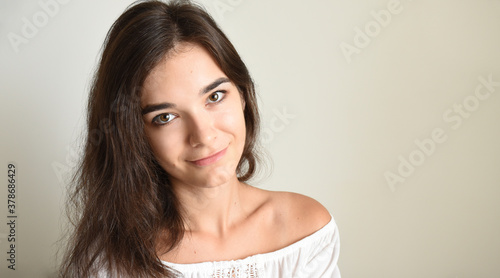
left=149, top=129, right=181, bottom=165
left=220, top=104, right=245, bottom=132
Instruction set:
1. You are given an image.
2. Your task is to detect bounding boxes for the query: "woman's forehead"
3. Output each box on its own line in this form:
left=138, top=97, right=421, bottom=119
left=141, top=43, right=229, bottom=103
left=147, top=44, right=222, bottom=83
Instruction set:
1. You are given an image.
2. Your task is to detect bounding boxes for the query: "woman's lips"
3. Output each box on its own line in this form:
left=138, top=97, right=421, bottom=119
left=189, top=147, right=227, bottom=167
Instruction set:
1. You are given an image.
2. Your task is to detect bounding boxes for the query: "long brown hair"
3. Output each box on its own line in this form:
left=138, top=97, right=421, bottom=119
left=59, top=1, right=261, bottom=277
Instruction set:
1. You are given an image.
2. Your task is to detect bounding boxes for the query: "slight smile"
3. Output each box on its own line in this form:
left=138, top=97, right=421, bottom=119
left=189, top=147, right=227, bottom=167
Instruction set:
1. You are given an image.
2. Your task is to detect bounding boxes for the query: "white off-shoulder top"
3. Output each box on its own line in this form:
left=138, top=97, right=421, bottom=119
left=162, top=216, right=341, bottom=278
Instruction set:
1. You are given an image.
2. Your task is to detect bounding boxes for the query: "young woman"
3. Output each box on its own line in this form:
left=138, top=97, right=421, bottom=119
left=60, top=1, right=340, bottom=277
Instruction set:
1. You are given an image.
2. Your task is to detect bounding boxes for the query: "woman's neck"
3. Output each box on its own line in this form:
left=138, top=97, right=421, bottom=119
left=172, top=176, right=247, bottom=237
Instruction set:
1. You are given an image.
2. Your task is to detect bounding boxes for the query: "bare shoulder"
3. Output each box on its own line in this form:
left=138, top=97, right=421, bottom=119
left=236, top=185, right=333, bottom=254
left=257, top=190, right=331, bottom=243
left=276, top=191, right=331, bottom=228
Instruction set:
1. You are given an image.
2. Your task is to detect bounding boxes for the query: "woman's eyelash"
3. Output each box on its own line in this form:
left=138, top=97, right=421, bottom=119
left=150, top=90, right=227, bottom=126
left=152, top=113, right=177, bottom=125
left=207, top=90, right=227, bottom=103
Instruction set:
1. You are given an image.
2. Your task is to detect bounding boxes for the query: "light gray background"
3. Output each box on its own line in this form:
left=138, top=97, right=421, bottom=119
left=1, top=0, right=500, bottom=277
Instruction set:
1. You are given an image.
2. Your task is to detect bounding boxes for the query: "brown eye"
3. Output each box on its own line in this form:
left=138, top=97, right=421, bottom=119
left=152, top=113, right=176, bottom=125
left=207, top=91, right=225, bottom=103
left=159, top=114, right=170, bottom=121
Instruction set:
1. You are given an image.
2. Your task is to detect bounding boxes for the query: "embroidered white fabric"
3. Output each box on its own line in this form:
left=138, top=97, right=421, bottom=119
left=162, top=216, right=341, bottom=278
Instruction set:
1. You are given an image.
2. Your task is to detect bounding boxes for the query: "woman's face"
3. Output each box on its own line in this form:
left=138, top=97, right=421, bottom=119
left=141, top=43, right=246, bottom=189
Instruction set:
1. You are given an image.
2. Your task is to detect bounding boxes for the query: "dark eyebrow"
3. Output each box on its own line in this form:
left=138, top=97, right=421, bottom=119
left=200, top=77, right=231, bottom=95
left=141, top=102, right=176, bottom=115
left=141, top=77, right=231, bottom=115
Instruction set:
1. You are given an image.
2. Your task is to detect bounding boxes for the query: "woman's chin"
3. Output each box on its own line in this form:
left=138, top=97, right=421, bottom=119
left=189, top=164, right=239, bottom=188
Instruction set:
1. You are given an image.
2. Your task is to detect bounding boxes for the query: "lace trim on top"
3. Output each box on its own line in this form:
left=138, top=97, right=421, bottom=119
left=162, top=216, right=335, bottom=278
left=211, top=262, right=258, bottom=278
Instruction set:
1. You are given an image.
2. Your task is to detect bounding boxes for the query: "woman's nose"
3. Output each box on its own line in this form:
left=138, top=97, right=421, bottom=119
left=188, top=112, right=217, bottom=147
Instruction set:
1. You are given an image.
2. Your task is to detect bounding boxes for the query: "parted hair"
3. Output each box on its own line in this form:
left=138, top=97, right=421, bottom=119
left=59, top=1, right=260, bottom=277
